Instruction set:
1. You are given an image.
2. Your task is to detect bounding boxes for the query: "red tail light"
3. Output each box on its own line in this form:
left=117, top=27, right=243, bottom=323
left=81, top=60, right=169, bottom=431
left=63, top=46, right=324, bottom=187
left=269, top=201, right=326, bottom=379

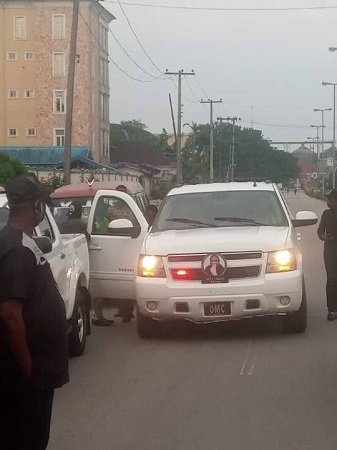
left=171, top=269, right=201, bottom=280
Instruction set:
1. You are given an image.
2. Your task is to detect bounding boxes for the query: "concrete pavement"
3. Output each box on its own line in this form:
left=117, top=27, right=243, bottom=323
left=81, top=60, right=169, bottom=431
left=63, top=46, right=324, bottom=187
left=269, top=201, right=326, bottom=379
left=49, top=192, right=337, bottom=450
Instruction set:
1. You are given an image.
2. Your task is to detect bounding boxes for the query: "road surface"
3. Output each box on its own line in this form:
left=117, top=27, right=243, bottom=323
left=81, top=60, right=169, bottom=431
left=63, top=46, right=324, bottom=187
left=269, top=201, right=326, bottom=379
left=49, top=192, right=337, bottom=450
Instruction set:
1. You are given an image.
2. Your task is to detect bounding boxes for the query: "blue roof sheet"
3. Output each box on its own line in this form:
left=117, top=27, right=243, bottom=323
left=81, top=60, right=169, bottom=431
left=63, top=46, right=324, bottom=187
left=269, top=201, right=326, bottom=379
left=0, top=146, right=91, bottom=166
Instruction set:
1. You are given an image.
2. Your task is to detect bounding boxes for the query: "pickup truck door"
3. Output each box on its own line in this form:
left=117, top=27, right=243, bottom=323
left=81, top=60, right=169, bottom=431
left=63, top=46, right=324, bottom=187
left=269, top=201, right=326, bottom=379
left=36, top=210, right=68, bottom=301
left=87, top=190, right=149, bottom=300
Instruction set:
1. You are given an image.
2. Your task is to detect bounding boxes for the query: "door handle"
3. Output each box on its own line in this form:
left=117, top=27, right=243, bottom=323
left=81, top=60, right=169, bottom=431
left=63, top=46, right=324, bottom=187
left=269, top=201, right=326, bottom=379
left=60, top=252, right=66, bottom=259
left=89, top=245, right=102, bottom=251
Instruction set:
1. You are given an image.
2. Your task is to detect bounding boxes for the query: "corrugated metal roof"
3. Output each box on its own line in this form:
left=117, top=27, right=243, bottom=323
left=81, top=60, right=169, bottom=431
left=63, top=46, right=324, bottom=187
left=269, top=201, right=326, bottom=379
left=0, top=146, right=91, bottom=166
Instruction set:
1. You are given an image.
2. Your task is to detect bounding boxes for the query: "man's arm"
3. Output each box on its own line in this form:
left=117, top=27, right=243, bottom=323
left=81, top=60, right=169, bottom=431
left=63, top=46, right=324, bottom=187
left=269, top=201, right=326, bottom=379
left=318, top=210, right=328, bottom=241
left=0, top=299, right=32, bottom=381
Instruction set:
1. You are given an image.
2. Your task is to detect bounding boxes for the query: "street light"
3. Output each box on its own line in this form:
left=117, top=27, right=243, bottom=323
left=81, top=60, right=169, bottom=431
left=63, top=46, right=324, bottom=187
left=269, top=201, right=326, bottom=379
left=322, top=82, right=337, bottom=188
left=329, top=47, right=337, bottom=52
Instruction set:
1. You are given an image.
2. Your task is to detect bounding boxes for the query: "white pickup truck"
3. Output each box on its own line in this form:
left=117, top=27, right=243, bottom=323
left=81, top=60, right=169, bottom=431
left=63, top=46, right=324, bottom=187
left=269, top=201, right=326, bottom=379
left=0, top=195, right=91, bottom=356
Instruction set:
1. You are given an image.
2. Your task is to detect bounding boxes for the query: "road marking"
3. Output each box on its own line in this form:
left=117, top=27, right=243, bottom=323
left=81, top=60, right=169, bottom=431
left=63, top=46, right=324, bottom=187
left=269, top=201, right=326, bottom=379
left=240, top=340, right=258, bottom=376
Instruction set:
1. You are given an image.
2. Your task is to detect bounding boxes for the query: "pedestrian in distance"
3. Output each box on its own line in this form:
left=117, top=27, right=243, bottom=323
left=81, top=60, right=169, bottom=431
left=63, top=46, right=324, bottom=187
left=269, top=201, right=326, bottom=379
left=0, top=174, right=69, bottom=449
left=317, top=189, right=337, bottom=320
left=145, top=204, right=158, bottom=227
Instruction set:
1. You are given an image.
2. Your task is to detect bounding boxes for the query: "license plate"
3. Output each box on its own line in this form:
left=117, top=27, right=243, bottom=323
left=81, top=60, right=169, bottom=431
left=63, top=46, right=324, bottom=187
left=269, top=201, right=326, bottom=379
left=204, top=302, right=231, bottom=317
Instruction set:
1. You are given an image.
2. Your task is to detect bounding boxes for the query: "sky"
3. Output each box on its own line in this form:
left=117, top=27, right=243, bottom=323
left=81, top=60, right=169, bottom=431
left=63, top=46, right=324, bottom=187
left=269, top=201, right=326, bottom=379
left=100, top=0, right=337, bottom=151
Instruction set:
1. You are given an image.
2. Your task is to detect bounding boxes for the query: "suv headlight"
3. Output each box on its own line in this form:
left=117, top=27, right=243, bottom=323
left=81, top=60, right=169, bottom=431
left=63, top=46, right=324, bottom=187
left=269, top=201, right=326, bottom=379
left=138, top=255, right=166, bottom=278
left=266, top=249, right=297, bottom=273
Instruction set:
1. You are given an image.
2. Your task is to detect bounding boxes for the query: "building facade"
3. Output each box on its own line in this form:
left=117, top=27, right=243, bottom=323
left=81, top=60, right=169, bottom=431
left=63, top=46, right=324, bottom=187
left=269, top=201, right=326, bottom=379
left=0, top=0, right=114, bottom=163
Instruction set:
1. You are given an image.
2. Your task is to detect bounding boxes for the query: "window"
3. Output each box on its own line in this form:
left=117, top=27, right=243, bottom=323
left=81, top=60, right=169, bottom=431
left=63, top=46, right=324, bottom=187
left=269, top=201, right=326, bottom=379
left=99, top=23, right=108, bottom=52
left=25, top=52, right=34, bottom=61
left=52, top=14, right=65, bottom=39
left=92, top=196, right=138, bottom=235
left=14, top=16, right=26, bottom=40
left=37, top=215, right=55, bottom=243
left=52, top=52, right=65, bottom=77
left=8, top=128, right=18, bottom=137
left=25, top=89, right=35, bottom=99
left=8, top=90, right=18, bottom=99
left=7, top=52, right=17, bottom=61
left=53, top=90, right=66, bottom=114
left=26, top=127, right=36, bottom=136
left=53, top=128, right=65, bottom=146
left=100, top=94, right=109, bottom=121
left=100, top=58, right=109, bottom=86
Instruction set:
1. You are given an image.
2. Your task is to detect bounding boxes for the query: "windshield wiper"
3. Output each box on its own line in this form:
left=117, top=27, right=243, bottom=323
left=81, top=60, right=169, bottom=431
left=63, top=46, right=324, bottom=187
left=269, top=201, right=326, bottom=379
left=166, top=217, right=216, bottom=227
left=214, top=217, right=268, bottom=226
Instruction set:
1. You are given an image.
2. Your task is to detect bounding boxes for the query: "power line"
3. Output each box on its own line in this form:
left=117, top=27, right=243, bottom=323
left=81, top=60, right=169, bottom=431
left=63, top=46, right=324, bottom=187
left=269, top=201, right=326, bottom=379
left=108, top=27, right=166, bottom=79
left=183, top=75, right=200, bottom=103
left=115, top=0, right=167, bottom=77
left=102, top=1, right=337, bottom=12
left=195, top=75, right=210, bottom=100
left=79, top=10, right=156, bottom=82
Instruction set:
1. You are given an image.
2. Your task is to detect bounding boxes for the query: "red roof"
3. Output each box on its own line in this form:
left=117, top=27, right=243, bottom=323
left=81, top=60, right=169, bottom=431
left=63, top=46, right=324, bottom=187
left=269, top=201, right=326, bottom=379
left=51, top=181, right=144, bottom=199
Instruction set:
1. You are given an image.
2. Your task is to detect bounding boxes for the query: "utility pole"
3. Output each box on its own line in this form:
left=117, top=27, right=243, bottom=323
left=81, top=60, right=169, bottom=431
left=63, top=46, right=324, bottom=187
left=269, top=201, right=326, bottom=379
left=165, top=69, right=195, bottom=184
left=218, top=116, right=241, bottom=181
left=201, top=99, right=223, bottom=182
left=63, top=0, right=80, bottom=185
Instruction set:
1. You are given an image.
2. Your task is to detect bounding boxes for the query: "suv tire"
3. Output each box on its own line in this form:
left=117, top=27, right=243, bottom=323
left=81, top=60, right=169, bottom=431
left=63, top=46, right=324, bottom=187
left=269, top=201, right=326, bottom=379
left=282, top=283, right=307, bottom=334
left=137, top=309, right=160, bottom=338
left=69, top=290, right=88, bottom=356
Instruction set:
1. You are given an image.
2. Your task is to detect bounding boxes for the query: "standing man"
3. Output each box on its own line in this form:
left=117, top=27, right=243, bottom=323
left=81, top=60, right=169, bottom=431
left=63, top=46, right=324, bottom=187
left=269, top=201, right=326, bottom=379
left=59, top=199, right=90, bottom=243
left=318, top=189, right=337, bottom=320
left=0, top=174, right=69, bottom=449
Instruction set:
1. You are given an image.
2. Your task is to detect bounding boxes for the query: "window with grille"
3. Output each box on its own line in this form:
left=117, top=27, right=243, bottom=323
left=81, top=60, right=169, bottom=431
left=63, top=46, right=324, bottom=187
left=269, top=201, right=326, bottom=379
left=25, top=90, right=35, bottom=99
left=8, top=90, right=18, bottom=99
left=8, top=128, right=18, bottom=137
left=7, top=52, right=17, bottom=61
left=53, top=128, right=65, bottom=146
left=25, top=52, right=34, bottom=61
left=52, top=52, right=65, bottom=77
left=14, top=16, right=26, bottom=40
left=26, top=128, right=36, bottom=136
left=52, top=15, right=65, bottom=39
left=53, top=90, right=66, bottom=114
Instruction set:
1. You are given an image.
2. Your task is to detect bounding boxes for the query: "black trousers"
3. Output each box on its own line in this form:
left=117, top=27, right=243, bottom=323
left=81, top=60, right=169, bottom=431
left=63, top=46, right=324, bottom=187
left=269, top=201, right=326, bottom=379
left=0, top=382, right=54, bottom=450
left=324, top=244, right=337, bottom=312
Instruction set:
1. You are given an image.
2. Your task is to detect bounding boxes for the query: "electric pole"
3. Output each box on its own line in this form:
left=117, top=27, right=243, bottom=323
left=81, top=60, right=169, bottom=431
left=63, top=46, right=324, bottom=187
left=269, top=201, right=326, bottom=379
left=201, top=99, right=223, bottom=182
left=63, top=0, right=80, bottom=185
left=218, top=116, right=241, bottom=181
left=166, top=69, right=195, bottom=184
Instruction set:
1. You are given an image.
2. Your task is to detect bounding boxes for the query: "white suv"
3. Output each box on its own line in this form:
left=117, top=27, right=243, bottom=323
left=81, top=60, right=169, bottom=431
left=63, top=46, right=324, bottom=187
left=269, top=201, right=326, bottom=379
left=136, top=182, right=317, bottom=337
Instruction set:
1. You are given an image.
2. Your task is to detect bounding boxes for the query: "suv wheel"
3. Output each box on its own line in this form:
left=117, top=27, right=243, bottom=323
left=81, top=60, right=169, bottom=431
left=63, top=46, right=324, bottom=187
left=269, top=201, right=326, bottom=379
left=137, top=309, right=160, bottom=338
left=282, top=283, right=307, bottom=334
left=69, top=290, right=88, bottom=356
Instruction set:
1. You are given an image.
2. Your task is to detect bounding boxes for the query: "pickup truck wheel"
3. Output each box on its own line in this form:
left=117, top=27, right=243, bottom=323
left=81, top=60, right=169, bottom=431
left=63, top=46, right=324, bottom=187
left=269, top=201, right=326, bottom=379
left=282, top=285, right=307, bottom=334
left=137, top=310, right=160, bottom=338
left=69, top=290, right=87, bottom=356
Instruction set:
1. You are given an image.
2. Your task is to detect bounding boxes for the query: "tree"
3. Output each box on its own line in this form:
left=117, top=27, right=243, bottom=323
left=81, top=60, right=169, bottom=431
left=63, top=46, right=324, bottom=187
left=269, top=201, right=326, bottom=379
left=120, top=119, right=147, bottom=130
left=182, top=123, right=298, bottom=183
left=0, top=152, right=27, bottom=187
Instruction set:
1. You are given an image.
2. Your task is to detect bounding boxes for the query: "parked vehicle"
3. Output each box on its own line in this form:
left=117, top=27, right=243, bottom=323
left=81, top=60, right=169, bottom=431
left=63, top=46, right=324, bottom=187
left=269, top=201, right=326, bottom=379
left=0, top=202, right=91, bottom=356
left=52, top=183, right=150, bottom=308
left=136, top=182, right=318, bottom=338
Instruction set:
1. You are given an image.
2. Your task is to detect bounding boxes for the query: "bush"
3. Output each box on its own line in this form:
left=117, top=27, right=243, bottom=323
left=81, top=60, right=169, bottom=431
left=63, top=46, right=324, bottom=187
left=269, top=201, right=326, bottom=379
left=0, top=153, right=27, bottom=187
left=305, top=190, right=325, bottom=200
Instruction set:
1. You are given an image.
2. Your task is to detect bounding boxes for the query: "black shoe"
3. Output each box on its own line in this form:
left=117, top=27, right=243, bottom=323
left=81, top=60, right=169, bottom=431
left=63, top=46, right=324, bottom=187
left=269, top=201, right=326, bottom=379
left=327, top=312, right=336, bottom=321
left=92, top=318, right=114, bottom=326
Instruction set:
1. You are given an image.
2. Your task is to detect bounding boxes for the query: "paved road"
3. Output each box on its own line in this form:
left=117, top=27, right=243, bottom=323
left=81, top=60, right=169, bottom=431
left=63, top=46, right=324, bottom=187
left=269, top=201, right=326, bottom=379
left=49, top=192, right=337, bottom=450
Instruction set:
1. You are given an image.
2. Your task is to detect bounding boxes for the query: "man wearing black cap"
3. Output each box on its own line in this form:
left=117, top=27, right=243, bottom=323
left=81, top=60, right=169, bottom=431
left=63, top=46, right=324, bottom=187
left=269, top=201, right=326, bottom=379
left=59, top=199, right=90, bottom=243
left=0, top=174, right=69, bottom=449
left=318, top=189, right=337, bottom=320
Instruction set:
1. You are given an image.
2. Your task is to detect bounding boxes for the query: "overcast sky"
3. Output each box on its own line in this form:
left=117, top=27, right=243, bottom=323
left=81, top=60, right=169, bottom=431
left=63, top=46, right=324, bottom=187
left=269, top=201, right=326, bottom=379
left=101, top=0, right=337, bottom=151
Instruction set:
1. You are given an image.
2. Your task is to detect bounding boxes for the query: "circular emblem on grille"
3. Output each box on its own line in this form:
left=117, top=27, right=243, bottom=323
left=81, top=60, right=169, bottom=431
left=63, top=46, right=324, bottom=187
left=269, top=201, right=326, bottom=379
left=202, top=253, right=227, bottom=277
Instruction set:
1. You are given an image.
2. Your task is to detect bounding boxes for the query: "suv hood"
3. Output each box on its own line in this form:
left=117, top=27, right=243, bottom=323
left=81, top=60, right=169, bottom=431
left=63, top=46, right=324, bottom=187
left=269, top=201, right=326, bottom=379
left=145, top=226, right=290, bottom=255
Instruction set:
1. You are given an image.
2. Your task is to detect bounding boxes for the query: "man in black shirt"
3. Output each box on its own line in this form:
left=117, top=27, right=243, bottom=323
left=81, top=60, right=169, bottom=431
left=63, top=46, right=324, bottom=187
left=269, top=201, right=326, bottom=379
left=318, top=189, right=337, bottom=321
left=59, top=199, right=90, bottom=243
left=0, top=174, right=69, bottom=449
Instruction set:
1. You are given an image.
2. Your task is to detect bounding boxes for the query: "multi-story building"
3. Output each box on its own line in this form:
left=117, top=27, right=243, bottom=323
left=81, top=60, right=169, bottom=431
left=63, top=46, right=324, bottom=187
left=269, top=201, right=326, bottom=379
left=0, top=0, right=114, bottom=164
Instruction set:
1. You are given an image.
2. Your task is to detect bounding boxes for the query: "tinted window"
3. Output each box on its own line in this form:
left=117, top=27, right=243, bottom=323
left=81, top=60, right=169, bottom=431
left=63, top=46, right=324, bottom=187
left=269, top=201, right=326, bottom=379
left=92, top=196, right=138, bottom=235
left=0, top=207, right=9, bottom=232
left=153, top=190, right=288, bottom=231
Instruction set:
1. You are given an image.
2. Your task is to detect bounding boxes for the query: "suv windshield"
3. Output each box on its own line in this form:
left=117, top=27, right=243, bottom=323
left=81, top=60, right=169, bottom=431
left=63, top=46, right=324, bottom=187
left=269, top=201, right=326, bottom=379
left=153, top=190, right=288, bottom=231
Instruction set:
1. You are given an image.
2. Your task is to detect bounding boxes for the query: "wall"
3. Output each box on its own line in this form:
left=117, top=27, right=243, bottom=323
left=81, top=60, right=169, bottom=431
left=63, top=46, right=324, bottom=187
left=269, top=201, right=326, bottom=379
left=30, top=169, right=139, bottom=185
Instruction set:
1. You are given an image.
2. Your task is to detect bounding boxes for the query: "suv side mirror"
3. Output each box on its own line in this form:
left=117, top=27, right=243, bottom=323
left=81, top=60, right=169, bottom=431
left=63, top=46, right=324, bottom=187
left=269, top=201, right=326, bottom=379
left=108, top=219, right=141, bottom=238
left=34, top=236, right=52, bottom=254
left=292, top=211, right=318, bottom=228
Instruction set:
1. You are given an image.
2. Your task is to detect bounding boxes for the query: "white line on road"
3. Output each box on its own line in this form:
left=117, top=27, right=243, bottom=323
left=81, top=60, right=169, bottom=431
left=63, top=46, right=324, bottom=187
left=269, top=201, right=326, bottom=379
left=240, top=340, right=259, bottom=376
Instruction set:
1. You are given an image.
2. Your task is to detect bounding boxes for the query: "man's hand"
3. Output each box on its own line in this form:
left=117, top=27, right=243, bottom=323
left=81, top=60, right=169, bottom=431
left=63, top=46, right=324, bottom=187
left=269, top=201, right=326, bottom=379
left=0, top=299, right=32, bottom=381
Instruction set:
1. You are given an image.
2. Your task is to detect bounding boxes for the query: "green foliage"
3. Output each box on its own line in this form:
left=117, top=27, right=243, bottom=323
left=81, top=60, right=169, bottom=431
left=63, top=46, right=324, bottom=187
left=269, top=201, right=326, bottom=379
left=182, top=123, right=298, bottom=183
left=120, top=119, right=147, bottom=130
left=0, top=152, right=27, bottom=187
left=40, top=172, right=64, bottom=190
